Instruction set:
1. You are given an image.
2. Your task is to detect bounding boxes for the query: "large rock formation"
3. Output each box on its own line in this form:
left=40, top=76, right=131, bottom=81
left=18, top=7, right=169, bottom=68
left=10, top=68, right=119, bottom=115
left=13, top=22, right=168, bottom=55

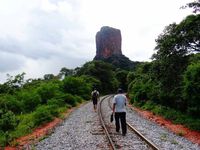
left=94, top=26, right=122, bottom=59
left=94, top=26, right=139, bottom=70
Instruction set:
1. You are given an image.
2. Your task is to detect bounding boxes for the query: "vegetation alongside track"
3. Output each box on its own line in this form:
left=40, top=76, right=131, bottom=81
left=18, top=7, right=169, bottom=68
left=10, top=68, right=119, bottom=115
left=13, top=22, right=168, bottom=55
left=0, top=75, right=93, bottom=147
left=0, top=0, right=199, bottom=148
left=128, top=9, right=200, bottom=131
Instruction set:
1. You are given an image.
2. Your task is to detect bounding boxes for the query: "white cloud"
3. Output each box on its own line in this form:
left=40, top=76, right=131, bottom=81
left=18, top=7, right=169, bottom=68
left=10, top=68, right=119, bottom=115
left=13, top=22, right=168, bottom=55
left=0, top=0, right=192, bottom=83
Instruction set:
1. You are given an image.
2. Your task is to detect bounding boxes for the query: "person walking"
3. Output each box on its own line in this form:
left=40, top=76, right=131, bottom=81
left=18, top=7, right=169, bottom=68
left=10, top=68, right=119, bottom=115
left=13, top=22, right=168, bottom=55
left=112, top=88, right=127, bottom=136
left=91, top=88, right=99, bottom=112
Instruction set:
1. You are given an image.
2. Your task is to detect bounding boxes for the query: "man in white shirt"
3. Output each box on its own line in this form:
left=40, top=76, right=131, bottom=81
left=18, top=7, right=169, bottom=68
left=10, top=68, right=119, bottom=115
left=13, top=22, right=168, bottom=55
left=112, top=88, right=127, bottom=136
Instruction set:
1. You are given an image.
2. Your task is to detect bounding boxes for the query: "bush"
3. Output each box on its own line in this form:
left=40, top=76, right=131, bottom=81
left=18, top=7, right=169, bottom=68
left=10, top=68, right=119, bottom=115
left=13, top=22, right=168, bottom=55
left=80, top=75, right=101, bottom=92
left=62, top=76, right=91, bottom=100
left=142, top=101, right=156, bottom=111
left=183, top=62, right=200, bottom=117
left=33, top=105, right=58, bottom=126
left=134, top=100, right=200, bottom=131
left=33, top=106, right=53, bottom=126
left=17, top=91, right=41, bottom=113
left=186, top=119, right=200, bottom=131
left=10, top=113, right=35, bottom=139
left=63, top=93, right=77, bottom=107
left=0, top=110, right=17, bottom=132
left=0, top=131, right=7, bottom=147
left=74, top=95, right=82, bottom=103
left=0, top=94, right=22, bottom=114
left=37, top=82, right=60, bottom=104
left=47, top=98, right=65, bottom=107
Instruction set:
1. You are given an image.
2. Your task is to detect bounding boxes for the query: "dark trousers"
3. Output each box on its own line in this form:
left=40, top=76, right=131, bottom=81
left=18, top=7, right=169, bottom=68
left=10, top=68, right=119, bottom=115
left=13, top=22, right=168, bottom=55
left=114, top=112, right=127, bottom=135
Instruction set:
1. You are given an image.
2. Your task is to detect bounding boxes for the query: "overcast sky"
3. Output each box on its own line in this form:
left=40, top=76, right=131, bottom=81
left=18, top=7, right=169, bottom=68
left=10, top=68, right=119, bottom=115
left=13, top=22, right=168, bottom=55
left=0, top=0, right=192, bottom=83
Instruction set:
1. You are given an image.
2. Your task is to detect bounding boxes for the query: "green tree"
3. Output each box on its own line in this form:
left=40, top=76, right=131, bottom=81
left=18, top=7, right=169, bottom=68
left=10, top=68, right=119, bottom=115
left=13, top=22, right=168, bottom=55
left=36, top=81, right=61, bottom=104
left=77, top=61, right=119, bottom=93
left=151, top=14, right=200, bottom=107
left=62, top=76, right=91, bottom=100
left=58, top=67, right=74, bottom=79
left=43, top=74, right=55, bottom=80
left=0, top=94, right=22, bottom=114
left=115, top=69, right=129, bottom=91
left=17, top=91, right=41, bottom=113
left=182, top=0, right=200, bottom=14
left=0, top=73, right=26, bottom=94
left=183, top=61, right=200, bottom=117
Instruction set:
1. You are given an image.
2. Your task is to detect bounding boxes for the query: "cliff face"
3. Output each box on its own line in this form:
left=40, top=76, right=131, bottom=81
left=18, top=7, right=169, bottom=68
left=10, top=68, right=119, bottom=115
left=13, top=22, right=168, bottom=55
left=94, top=26, right=139, bottom=70
left=94, top=26, right=122, bottom=59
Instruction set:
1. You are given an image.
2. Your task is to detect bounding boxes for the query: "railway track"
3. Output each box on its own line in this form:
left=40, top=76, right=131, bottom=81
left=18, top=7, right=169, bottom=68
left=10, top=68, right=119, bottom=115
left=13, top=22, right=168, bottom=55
left=98, top=95, right=159, bottom=150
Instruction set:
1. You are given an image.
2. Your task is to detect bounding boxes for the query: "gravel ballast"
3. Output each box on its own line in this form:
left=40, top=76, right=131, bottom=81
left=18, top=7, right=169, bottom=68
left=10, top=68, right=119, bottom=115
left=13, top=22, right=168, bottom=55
left=36, top=97, right=200, bottom=150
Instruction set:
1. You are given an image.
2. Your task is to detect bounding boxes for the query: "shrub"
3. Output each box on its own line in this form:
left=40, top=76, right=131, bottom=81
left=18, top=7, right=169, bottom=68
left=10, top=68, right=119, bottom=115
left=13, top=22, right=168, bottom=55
left=37, top=82, right=60, bottom=104
left=33, top=105, right=58, bottom=126
left=17, top=91, right=41, bottom=113
left=74, top=95, right=82, bottom=103
left=0, top=94, right=22, bottom=114
left=10, top=113, right=35, bottom=138
left=186, top=119, right=200, bottom=131
left=183, top=62, right=200, bottom=117
left=0, top=110, right=17, bottom=132
left=63, top=93, right=77, bottom=107
left=0, top=131, right=7, bottom=147
left=33, top=106, right=53, bottom=126
left=47, top=98, right=65, bottom=107
left=62, top=76, right=91, bottom=100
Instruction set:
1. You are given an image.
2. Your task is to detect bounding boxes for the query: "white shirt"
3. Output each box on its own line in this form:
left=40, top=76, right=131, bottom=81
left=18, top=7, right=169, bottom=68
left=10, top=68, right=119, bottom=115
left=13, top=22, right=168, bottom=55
left=91, top=90, right=99, bottom=96
left=113, top=94, right=127, bottom=112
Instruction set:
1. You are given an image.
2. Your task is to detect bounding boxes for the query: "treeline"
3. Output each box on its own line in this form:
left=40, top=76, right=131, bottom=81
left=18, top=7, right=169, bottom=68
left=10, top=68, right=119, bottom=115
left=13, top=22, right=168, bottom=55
left=0, top=72, right=95, bottom=147
left=128, top=12, right=200, bottom=131
left=0, top=60, right=129, bottom=147
left=1, top=1, right=199, bottom=147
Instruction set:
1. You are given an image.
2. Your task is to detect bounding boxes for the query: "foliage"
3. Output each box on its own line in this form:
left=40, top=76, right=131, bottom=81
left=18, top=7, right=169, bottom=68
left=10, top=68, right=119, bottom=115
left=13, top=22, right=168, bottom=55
left=10, top=113, right=35, bottom=139
left=0, top=131, right=7, bottom=147
left=128, top=11, right=200, bottom=131
left=61, top=93, right=78, bottom=107
left=58, top=67, right=75, bottom=79
left=99, top=54, right=140, bottom=70
left=182, top=0, right=200, bottom=14
left=80, top=75, right=101, bottom=91
left=0, top=109, right=17, bottom=132
left=0, top=94, right=22, bottom=114
left=33, top=105, right=58, bottom=126
left=16, top=90, right=41, bottom=113
left=77, top=60, right=119, bottom=93
left=62, top=76, right=91, bottom=100
left=115, top=69, right=129, bottom=91
left=183, top=61, right=200, bottom=117
left=43, top=74, right=56, bottom=80
left=150, top=14, right=200, bottom=108
left=0, top=73, right=26, bottom=94
left=0, top=68, right=98, bottom=147
left=135, top=101, right=200, bottom=131
left=36, top=81, right=60, bottom=104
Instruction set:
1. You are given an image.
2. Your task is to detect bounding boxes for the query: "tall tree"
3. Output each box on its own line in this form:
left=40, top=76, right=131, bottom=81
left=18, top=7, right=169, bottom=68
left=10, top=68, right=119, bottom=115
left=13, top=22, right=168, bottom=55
left=182, top=0, right=200, bottom=14
left=152, top=14, right=200, bottom=107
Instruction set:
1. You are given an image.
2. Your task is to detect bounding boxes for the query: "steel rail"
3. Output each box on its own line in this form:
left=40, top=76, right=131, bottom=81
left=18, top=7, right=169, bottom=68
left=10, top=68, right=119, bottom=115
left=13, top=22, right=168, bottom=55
left=126, top=122, right=159, bottom=150
left=107, top=97, right=159, bottom=150
left=98, top=95, right=116, bottom=150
